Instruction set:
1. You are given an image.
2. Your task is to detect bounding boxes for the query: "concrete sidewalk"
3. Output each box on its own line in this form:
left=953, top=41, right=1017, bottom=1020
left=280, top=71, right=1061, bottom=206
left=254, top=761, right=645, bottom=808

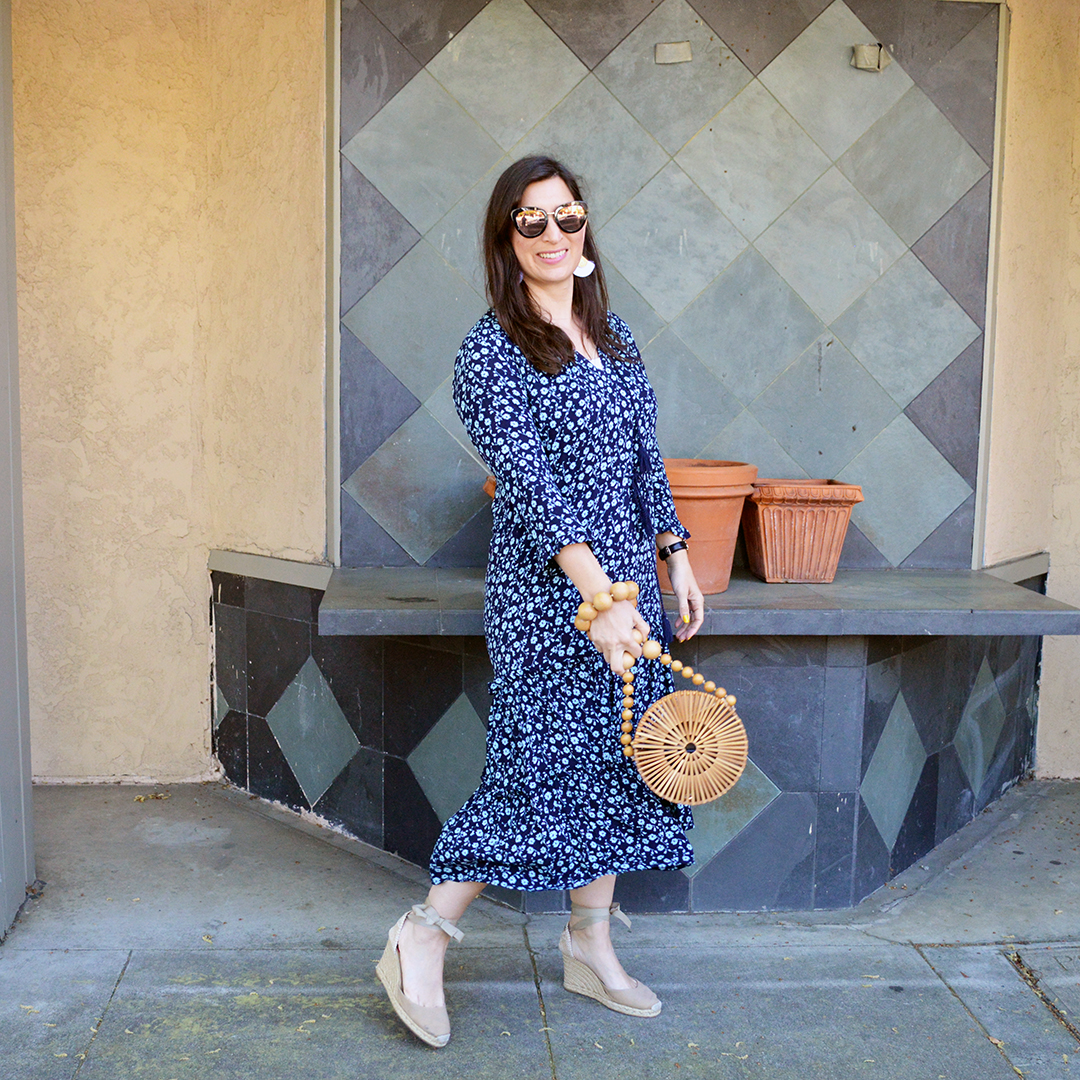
left=1, top=780, right=1078, bottom=1080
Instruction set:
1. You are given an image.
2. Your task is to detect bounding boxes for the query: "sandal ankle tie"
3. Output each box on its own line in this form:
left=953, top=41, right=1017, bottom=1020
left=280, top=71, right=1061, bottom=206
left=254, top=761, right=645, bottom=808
left=569, top=901, right=632, bottom=931
left=407, top=903, right=464, bottom=941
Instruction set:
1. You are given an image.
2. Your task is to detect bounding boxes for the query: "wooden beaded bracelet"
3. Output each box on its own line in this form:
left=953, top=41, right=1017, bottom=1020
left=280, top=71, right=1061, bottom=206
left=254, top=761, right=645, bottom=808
left=573, top=582, right=738, bottom=758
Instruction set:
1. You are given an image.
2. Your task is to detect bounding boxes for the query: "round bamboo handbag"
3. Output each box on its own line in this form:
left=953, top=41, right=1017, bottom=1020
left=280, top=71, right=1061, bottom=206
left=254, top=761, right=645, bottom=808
left=577, top=581, right=749, bottom=806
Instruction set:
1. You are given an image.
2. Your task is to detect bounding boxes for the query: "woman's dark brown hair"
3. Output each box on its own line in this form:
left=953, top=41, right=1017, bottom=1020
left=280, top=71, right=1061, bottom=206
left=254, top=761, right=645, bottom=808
left=483, top=155, right=635, bottom=375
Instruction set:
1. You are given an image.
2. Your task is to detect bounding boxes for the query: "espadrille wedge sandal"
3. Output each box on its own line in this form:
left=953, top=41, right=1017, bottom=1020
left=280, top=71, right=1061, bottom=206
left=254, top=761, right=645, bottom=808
left=376, top=903, right=464, bottom=1048
left=559, top=902, right=661, bottom=1017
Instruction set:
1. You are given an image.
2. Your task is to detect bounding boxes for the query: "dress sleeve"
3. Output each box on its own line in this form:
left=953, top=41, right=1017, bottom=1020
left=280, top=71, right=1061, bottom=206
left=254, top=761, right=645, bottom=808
left=453, top=319, right=591, bottom=568
left=607, top=313, right=688, bottom=541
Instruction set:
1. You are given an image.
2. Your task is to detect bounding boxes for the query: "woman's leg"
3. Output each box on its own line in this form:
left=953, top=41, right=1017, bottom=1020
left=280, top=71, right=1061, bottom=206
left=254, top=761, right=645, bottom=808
left=567, top=875, right=636, bottom=990
left=397, top=880, right=486, bottom=1008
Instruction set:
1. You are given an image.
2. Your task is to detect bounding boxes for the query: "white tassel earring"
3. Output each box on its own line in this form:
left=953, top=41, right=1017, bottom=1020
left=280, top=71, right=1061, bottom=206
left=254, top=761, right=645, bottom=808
left=573, top=256, right=596, bottom=278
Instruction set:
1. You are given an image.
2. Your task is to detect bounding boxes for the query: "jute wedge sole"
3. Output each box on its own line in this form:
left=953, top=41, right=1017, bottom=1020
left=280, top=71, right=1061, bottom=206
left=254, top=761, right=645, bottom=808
left=559, top=924, right=661, bottom=1017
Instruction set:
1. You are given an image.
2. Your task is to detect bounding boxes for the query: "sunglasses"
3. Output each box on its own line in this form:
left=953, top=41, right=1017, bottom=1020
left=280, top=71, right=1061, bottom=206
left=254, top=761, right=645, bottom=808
left=510, top=201, right=589, bottom=238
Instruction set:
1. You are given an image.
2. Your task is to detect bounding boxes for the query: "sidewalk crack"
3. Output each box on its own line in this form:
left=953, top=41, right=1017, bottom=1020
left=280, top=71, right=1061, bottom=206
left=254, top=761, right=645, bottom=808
left=72, top=949, right=131, bottom=1077
left=1007, top=949, right=1080, bottom=1049
left=523, top=926, right=558, bottom=1080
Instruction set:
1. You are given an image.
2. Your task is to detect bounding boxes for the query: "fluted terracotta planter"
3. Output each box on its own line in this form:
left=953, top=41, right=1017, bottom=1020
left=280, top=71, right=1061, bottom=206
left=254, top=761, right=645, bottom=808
left=742, top=479, right=863, bottom=584
left=658, top=459, right=758, bottom=595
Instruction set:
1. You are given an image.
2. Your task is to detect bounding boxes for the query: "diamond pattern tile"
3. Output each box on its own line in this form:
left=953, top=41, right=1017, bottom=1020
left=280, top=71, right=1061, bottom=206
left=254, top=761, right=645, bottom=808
left=342, top=241, right=486, bottom=402
left=699, top=409, right=807, bottom=480
left=594, top=0, right=752, bottom=154
left=755, top=168, right=906, bottom=324
left=676, top=80, right=830, bottom=240
left=526, top=0, right=659, bottom=69
left=340, top=0, right=422, bottom=145
left=643, top=327, right=742, bottom=457
left=843, top=0, right=988, bottom=85
left=682, top=758, right=780, bottom=877
left=510, top=74, right=667, bottom=228
left=424, top=375, right=483, bottom=466
left=838, top=86, right=988, bottom=246
left=899, top=491, right=975, bottom=570
left=604, top=263, right=665, bottom=349
left=860, top=689, right=925, bottom=851
left=344, top=407, right=491, bottom=564
left=265, top=656, right=361, bottom=806
left=836, top=414, right=972, bottom=566
left=428, top=0, right=587, bottom=150
left=672, top=247, right=824, bottom=404
left=689, top=0, right=831, bottom=77
left=363, top=0, right=488, bottom=67
left=904, top=336, right=983, bottom=488
left=919, top=8, right=999, bottom=166
left=749, top=333, right=898, bottom=478
left=600, top=162, right=747, bottom=321
left=408, top=693, right=488, bottom=823
left=830, top=251, right=980, bottom=408
left=340, top=159, right=420, bottom=313
left=953, top=657, right=1006, bottom=796
left=339, top=327, right=420, bottom=480
left=912, top=172, right=991, bottom=329
left=426, top=158, right=507, bottom=297
left=758, top=1, right=913, bottom=161
left=342, top=70, right=503, bottom=233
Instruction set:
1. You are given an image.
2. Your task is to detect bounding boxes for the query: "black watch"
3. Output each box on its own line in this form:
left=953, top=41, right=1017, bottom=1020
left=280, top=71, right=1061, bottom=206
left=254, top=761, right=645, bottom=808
left=657, top=540, right=688, bottom=561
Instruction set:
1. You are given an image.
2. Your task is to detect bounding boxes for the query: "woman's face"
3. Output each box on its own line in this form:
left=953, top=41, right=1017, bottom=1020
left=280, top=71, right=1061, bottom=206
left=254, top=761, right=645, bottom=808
left=510, top=175, right=587, bottom=293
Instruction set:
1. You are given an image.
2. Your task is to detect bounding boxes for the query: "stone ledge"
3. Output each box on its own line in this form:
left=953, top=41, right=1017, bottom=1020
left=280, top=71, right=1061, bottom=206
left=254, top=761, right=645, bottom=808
left=318, top=567, right=1080, bottom=637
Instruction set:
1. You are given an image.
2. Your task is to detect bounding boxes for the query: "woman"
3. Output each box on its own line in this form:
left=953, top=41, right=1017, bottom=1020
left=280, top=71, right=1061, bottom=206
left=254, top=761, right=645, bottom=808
left=376, top=155, right=705, bottom=1047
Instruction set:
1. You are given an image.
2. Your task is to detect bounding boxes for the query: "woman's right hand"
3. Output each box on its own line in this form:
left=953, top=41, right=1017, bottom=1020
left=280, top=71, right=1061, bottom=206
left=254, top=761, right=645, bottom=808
left=587, top=600, right=651, bottom=675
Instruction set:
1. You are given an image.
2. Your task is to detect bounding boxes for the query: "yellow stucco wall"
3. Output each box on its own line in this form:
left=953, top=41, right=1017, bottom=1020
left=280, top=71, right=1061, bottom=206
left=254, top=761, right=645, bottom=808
left=12, top=1, right=327, bottom=780
left=982, top=0, right=1080, bottom=776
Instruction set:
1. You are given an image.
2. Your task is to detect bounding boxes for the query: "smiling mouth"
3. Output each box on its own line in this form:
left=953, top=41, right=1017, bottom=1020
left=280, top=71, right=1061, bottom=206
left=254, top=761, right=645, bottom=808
left=536, top=250, right=567, bottom=262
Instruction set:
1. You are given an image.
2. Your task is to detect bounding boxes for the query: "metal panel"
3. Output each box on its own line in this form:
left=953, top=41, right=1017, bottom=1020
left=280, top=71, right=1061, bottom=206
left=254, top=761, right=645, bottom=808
left=0, top=0, right=35, bottom=938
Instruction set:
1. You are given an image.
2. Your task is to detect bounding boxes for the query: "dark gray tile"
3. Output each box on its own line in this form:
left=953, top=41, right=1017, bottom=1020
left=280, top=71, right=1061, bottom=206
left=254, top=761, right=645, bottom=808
left=383, top=754, right=442, bottom=866
left=463, top=638, right=494, bottom=726
left=211, top=570, right=244, bottom=607
left=313, top=744, right=383, bottom=848
left=214, top=710, right=247, bottom=789
left=891, top=752, right=939, bottom=873
left=245, top=578, right=321, bottom=623
left=340, top=0, right=421, bottom=144
left=523, top=888, right=566, bottom=913
left=844, top=0, right=991, bottom=85
left=691, top=792, right=816, bottom=911
left=213, top=602, right=246, bottom=715
left=912, top=173, right=992, bottom=328
left=898, top=637, right=964, bottom=755
left=725, top=666, right=824, bottom=791
left=689, top=0, right=831, bottom=76
left=935, top=742, right=974, bottom=844
left=527, top=0, right=664, bottom=69
left=696, top=634, right=827, bottom=668
left=862, top=653, right=901, bottom=777
left=899, top=492, right=976, bottom=570
left=424, top=502, right=492, bottom=568
left=245, top=610, right=311, bottom=719
left=826, top=636, right=866, bottom=668
left=247, top=714, right=309, bottom=811
left=905, top=335, right=983, bottom=488
left=384, top=638, right=464, bottom=757
left=363, top=0, right=488, bottom=67
left=340, top=492, right=414, bottom=568
left=340, top=160, right=420, bottom=312
left=311, top=634, right=383, bottom=748
left=854, top=796, right=890, bottom=902
left=821, top=666, right=865, bottom=791
left=921, top=8, right=1000, bottom=165
left=613, top=867, right=690, bottom=913
left=837, top=520, right=891, bottom=570
left=813, top=791, right=856, bottom=909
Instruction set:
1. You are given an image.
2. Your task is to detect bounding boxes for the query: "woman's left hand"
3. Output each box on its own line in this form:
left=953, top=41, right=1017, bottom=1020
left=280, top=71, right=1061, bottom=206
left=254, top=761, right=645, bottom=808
left=665, top=550, right=704, bottom=641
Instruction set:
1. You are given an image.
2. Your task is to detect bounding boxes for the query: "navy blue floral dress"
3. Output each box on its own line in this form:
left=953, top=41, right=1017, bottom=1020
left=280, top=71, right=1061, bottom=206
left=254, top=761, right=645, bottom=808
left=428, top=311, right=694, bottom=891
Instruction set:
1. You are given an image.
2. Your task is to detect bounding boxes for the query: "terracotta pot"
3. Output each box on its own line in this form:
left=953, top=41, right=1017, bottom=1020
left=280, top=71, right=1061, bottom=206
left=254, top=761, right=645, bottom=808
left=659, top=459, right=758, bottom=595
left=483, top=475, right=497, bottom=499
left=741, top=479, right=863, bottom=584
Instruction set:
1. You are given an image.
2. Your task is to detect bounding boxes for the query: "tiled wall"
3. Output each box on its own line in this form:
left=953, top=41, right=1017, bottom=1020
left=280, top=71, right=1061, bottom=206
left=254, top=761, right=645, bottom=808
left=339, top=0, right=998, bottom=570
left=212, top=570, right=1039, bottom=912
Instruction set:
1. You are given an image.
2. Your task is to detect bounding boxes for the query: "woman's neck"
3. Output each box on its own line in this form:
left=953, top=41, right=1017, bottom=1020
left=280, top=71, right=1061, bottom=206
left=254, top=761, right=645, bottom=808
left=528, top=279, right=596, bottom=359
